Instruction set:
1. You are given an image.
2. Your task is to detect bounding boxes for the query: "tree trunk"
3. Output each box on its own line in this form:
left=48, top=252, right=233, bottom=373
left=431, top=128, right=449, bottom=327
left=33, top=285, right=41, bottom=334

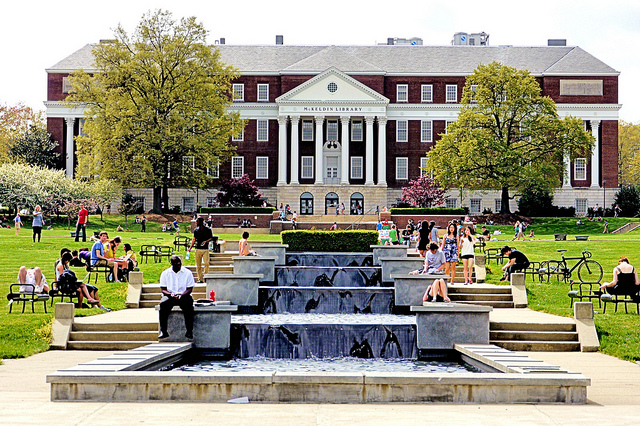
left=500, top=186, right=511, bottom=214
left=162, top=184, right=169, bottom=213
left=153, top=187, right=162, bottom=213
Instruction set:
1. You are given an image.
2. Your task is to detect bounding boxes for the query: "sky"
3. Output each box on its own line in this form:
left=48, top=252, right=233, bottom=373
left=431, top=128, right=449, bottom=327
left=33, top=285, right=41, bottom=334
left=1, top=0, right=639, bottom=122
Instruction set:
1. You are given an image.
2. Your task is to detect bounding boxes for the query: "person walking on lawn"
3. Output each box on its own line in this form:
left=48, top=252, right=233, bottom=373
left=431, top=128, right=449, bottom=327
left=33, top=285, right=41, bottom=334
left=75, top=203, right=89, bottom=242
left=188, top=217, right=214, bottom=283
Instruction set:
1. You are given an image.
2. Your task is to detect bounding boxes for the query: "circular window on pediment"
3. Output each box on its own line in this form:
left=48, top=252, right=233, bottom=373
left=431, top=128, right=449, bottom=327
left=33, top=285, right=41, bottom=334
left=327, top=82, right=338, bottom=94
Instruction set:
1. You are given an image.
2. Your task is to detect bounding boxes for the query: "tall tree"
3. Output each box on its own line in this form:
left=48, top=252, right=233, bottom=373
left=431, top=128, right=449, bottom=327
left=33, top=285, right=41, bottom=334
left=618, top=120, right=640, bottom=186
left=68, top=10, right=241, bottom=212
left=0, top=103, right=46, bottom=164
left=426, top=62, right=594, bottom=214
left=9, top=125, right=59, bottom=169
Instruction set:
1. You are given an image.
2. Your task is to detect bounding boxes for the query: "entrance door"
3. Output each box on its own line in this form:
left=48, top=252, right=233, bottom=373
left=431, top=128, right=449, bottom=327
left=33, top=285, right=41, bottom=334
left=300, top=192, right=314, bottom=215
left=325, top=156, right=339, bottom=185
left=325, top=192, right=339, bottom=215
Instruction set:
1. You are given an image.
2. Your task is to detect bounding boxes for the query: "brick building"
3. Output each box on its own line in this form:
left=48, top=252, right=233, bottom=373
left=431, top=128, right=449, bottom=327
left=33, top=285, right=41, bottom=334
left=45, top=40, right=620, bottom=215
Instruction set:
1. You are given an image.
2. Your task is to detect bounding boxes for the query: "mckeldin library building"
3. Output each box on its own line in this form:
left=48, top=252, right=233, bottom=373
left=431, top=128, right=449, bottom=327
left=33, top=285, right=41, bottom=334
left=45, top=35, right=620, bottom=216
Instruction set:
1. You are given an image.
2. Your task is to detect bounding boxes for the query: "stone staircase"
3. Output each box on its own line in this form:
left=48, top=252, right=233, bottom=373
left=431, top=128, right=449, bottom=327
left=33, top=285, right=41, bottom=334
left=612, top=222, right=640, bottom=234
left=448, top=285, right=514, bottom=308
left=490, top=321, right=580, bottom=352
left=67, top=321, right=158, bottom=350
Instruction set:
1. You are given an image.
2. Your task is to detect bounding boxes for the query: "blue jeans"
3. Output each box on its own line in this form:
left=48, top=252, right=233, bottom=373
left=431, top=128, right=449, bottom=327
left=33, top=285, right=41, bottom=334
left=75, top=223, right=86, bottom=242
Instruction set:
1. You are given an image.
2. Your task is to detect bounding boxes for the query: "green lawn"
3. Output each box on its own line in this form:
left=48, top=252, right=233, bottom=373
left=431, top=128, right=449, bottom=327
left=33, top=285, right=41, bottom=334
left=1, top=215, right=640, bottom=362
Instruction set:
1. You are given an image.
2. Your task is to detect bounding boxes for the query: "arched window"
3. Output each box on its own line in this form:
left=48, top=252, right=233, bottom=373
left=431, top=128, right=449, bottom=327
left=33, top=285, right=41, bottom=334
left=350, top=192, right=364, bottom=215
left=300, top=192, right=314, bottom=215
left=325, top=192, right=339, bottom=215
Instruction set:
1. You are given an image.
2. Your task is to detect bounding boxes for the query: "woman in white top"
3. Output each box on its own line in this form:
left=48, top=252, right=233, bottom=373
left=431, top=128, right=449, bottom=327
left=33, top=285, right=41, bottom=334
left=458, top=226, right=477, bottom=285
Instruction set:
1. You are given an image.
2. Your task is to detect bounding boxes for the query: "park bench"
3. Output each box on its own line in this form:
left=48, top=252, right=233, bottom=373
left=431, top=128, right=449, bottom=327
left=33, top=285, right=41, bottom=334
left=6, top=284, right=50, bottom=313
left=524, top=261, right=543, bottom=282
left=155, top=245, right=173, bottom=263
left=85, top=263, right=113, bottom=284
left=554, top=233, right=567, bottom=241
left=173, top=235, right=191, bottom=252
left=473, top=240, right=486, bottom=253
left=48, top=280, right=79, bottom=307
left=140, top=245, right=159, bottom=263
left=601, top=293, right=640, bottom=314
left=568, top=281, right=602, bottom=308
left=485, top=247, right=508, bottom=265
left=575, top=235, right=589, bottom=241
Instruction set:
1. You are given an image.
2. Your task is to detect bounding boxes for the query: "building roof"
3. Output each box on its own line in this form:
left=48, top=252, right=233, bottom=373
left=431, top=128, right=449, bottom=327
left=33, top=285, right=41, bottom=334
left=47, top=43, right=619, bottom=76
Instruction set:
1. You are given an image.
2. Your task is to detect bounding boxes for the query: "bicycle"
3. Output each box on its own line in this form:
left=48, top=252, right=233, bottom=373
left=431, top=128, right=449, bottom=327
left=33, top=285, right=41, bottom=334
left=539, top=249, right=603, bottom=284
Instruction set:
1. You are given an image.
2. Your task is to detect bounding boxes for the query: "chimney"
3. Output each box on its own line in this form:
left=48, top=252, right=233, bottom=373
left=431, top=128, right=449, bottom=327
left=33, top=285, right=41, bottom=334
left=219, top=37, right=225, bottom=45
left=547, top=39, right=566, bottom=46
left=276, top=35, right=284, bottom=45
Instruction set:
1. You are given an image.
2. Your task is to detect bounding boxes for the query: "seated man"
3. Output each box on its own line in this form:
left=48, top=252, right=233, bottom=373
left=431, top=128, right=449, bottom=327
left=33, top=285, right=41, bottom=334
left=401, top=225, right=412, bottom=246
left=480, top=225, right=491, bottom=241
left=500, top=246, right=530, bottom=281
left=90, top=231, right=116, bottom=277
left=18, top=266, right=49, bottom=294
left=158, top=255, right=195, bottom=339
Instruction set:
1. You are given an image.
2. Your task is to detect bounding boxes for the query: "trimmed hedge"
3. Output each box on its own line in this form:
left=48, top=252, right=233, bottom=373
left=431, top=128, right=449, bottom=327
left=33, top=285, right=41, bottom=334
left=282, top=230, right=379, bottom=252
left=199, top=207, right=275, bottom=214
left=389, top=207, right=468, bottom=215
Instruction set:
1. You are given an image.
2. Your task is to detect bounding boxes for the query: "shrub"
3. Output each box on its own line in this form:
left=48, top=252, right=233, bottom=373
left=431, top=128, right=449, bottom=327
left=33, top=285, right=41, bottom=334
left=199, top=207, right=275, bottom=214
left=282, top=230, right=379, bottom=252
left=613, top=185, right=640, bottom=217
left=517, top=184, right=553, bottom=217
left=389, top=207, right=467, bottom=215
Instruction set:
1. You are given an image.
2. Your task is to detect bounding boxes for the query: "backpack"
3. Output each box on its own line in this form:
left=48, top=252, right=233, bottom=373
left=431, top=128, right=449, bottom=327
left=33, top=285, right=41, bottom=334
left=58, top=269, right=78, bottom=294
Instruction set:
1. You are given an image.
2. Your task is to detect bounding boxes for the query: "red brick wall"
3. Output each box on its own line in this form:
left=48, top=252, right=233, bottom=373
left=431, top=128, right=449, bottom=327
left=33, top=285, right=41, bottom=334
left=47, top=73, right=68, bottom=101
left=542, top=76, right=618, bottom=104
left=601, top=120, right=618, bottom=187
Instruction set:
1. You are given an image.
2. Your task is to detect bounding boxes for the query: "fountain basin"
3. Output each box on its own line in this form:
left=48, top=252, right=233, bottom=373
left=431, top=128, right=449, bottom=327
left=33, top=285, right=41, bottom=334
left=47, top=343, right=590, bottom=404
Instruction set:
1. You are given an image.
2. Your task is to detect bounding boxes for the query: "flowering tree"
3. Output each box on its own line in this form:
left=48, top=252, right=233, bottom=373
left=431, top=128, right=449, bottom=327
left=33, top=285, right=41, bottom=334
left=216, top=174, right=262, bottom=207
left=400, top=175, right=447, bottom=208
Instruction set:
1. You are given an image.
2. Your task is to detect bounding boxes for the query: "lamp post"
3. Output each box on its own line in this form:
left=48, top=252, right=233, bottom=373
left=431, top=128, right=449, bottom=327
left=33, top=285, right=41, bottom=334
left=602, top=180, right=607, bottom=216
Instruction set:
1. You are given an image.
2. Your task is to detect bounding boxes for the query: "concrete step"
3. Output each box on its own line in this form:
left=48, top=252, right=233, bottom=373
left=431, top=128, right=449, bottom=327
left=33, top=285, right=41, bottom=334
left=491, top=322, right=576, bottom=332
left=142, top=284, right=206, bottom=293
left=73, top=322, right=157, bottom=332
left=490, top=330, right=579, bottom=342
left=449, top=286, right=511, bottom=294
left=491, top=340, right=580, bottom=352
left=67, top=341, right=155, bottom=350
left=140, top=292, right=206, bottom=302
left=453, top=300, right=514, bottom=308
left=449, top=294, right=513, bottom=302
left=69, top=331, right=158, bottom=342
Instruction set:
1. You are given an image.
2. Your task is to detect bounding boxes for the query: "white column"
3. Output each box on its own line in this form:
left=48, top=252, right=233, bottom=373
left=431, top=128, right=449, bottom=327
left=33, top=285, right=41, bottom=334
left=340, top=116, right=350, bottom=184
left=277, top=116, right=288, bottom=186
left=315, top=116, right=324, bottom=184
left=365, top=116, right=375, bottom=185
left=377, top=117, right=387, bottom=185
left=290, top=116, right=300, bottom=185
left=590, top=120, right=601, bottom=188
left=64, top=117, right=75, bottom=178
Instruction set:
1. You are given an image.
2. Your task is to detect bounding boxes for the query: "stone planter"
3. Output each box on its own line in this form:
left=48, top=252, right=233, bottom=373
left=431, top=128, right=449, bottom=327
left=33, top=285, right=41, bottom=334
left=391, top=273, right=450, bottom=306
left=205, top=274, right=261, bottom=306
left=411, top=304, right=492, bottom=350
left=233, top=256, right=276, bottom=283
left=379, top=257, right=425, bottom=283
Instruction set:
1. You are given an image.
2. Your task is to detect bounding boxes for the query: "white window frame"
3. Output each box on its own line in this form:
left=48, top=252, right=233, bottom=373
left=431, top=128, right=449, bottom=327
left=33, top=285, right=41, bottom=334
left=396, top=157, right=408, bottom=180
left=302, top=120, right=313, bottom=141
left=232, top=128, right=244, bottom=142
left=446, top=84, right=458, bottom=103
left=351, top=119, right=363, bottom=142
left=207, top=160, right=219, bottom=178
left=470, top=84, right=478, bottom=104
left=421, top=84, right=433, bottom=103
left=257, top=84, right=269, bottom=102
left=574, top=158, right=587, bottom=181
left=494, top=199, right=502, bottom=214
left=182, top=156, right=195, bottom=174
left=301, top=156, right=314, bottom=179
left=206, top=197, right=217, bottom=207
left=397, top=84, right=408, bottom=103
left=420, top=157, right=433, bottom=177
left=470, top=198, right=482, bottom=214
left=575, top=198, right=588, bottom=215
left=257, top=119, right=268, bottom=142
left=231, top=156, right=244, bottom=178
left=256, top=156, right=269, bottom=179
left=182, top=197, right=195, bottom=213
left=420, top=120, right=433, bottom=142
left=396, top=120, right=408, bottom=142
left=327, top=120, right=338, bottom=141
left=351, top=156, right=363, bottom=179
left=62, top=77, right=73, bottom=94
left=445, top=120, right=455, bottom=134
left=445, top=198, right=457, bottom=209
left=232, top=83, right=244, bottom=102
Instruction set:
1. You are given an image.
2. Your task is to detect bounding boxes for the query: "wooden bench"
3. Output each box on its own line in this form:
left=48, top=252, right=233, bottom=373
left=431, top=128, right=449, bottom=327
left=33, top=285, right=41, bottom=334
left=6, top=284, right=50, bottom=313
left=568, top=281, right=602, bottom=308
left=575, top=235, right=589, bottom=241
left=601, top=293, right=640, bottom=314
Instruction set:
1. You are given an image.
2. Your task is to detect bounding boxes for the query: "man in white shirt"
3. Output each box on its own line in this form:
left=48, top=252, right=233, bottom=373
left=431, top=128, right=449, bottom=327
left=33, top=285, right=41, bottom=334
left=158, top=255, right=195, bottom=339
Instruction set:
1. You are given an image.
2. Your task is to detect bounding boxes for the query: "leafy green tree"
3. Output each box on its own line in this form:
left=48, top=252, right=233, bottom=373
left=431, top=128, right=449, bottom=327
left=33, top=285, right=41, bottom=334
left=216, top=174, right=262, bottom=207
left=9, top=125, right=59, bottom=169
left=68, top=10, right=241, bottom=212
left=613, top=185, right=640, bottom=217
left=88, top=179, right=122, bottom=221
left=517, top=183, right=553, bottom=217
left=0, top=103, right=46, bottom=164
left=119, top=193, right=139, bottom=229
left=426, top=62, right=594, bottom=214
left=618, top=121, right=640, bottom=186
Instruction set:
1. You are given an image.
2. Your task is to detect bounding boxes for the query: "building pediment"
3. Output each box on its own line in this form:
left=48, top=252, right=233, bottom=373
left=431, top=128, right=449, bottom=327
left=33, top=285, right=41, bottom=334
left=276, top=68, right=388, bottom=105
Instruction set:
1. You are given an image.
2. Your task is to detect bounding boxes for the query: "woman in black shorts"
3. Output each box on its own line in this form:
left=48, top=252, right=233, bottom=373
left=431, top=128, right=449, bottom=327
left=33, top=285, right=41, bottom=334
left=600, top=257, right=640, bottom=297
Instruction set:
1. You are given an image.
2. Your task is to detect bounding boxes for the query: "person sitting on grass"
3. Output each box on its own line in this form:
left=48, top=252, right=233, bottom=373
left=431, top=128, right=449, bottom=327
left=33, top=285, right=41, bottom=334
left=500, top=246, right=530, bottom=282
left=600, top=257, right=640, bottom=298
